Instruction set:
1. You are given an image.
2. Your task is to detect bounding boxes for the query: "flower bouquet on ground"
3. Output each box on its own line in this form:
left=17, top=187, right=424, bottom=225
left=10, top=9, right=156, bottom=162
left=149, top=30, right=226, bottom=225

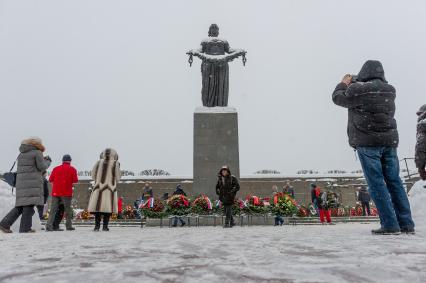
left=297, top=205, right=309, bottom=217
left=270, top=193, right=299, bottom=216
left=75, top=209, right=92, bottom=220
left=166, top=194, right=190, bottom=216
left=232, top=199, right=246, bottom=216
left=191, top=194, right=213, bottom=215
left=213, top=199, right=246, bottom=215
left=350, top=204, right=364, bottom=216
left=370, top=207, right=378, bottom=216
left=212, top=200, right=223, bottom=215
left=140, top=198, right=166, bottom=218
left=331, top=207, right=346, bottom=217
left=123, top=205, right=136, bottom=219
left=243, top=195, right=267, bottom=215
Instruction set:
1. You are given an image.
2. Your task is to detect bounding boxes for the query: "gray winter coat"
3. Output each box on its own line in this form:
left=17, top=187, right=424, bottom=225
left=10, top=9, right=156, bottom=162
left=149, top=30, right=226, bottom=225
left=332, top=60, right=399, bottom=148
left=415, top=106, right=426, bottom=169
left=15, top=144, right=51, bottom=207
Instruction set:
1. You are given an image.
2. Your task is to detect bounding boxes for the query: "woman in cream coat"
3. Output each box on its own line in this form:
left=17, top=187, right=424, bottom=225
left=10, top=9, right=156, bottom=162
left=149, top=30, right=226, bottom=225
left=88, top=148, right=121, bottom=231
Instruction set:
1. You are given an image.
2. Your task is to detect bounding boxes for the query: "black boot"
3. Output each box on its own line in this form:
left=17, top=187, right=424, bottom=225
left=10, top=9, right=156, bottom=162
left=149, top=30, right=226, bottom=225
left=371, top=227, right=401, bottom=235
left=102, top=214, right=110, bottom=231
left=401, top=227, right=415, bottom=235
left=94, top=212, right=101, bottom=232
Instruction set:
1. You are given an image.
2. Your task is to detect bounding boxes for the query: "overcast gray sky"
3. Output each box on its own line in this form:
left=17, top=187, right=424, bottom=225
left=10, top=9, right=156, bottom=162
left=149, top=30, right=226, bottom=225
left=1, top=0, right=425, bottom=175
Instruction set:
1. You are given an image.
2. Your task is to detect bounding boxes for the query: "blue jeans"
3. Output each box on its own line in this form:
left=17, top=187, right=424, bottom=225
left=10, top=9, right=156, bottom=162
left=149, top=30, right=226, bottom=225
left=357, top=147, right=414, bottom=230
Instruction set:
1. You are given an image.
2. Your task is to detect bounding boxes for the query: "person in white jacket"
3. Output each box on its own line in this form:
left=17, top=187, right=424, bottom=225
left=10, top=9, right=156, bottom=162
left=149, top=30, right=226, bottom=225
left=87, top=148, right=121, bottom=231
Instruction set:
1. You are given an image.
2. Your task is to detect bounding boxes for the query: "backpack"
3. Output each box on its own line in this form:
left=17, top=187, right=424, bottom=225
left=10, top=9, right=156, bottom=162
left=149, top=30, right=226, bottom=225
left=318, top=191, right=328, bottom=208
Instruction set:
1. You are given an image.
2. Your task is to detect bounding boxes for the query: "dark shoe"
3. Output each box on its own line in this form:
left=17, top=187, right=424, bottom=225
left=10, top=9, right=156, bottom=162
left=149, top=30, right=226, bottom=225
left=0, top=225, right=13, bottom=233
left=94, top=227, right=100, bottom=232
left=66, top=227, right=75, bottom=231
left=401, top=228, right=415, bottom=235
left=53, top=228, right=64, bottom=231
left=171, top=225, right=177, bottom=227
left=102, top=227, right=110, bottom=231
left=371, top=228, right=401, bottom=235
left=181, top=222, right=186, bottom=227
left=230, top=221, right=236, bottom=227
left=22, top=229, right=36, bottom=233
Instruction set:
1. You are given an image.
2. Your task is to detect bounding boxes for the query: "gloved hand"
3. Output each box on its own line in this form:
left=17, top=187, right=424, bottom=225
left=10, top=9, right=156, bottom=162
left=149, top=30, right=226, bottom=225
left=419, top=167, right=426, bottom=181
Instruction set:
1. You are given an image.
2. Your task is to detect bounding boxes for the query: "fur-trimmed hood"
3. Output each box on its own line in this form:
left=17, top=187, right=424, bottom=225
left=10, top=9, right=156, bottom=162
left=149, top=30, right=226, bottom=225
left=100, top=148, right=119, bottom=161
left=20, top=137, right=45, bottom=152
left=218, top=165, right=231, bottom=176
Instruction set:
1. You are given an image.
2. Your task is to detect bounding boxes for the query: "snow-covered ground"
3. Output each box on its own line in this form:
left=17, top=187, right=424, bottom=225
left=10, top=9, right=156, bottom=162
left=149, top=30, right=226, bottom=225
left=1, top=180, right=426, bottom=283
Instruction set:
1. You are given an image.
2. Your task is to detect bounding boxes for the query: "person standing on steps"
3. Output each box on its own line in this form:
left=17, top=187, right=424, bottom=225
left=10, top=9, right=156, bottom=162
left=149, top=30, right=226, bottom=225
left=216, top=166, right=240, bottom=228
left=415, top=104, right=426, bottom=181
left=46, top=154, right=78, bottom=232
left=332, top=60, right=415, bottom=235
left=283, top=181, right=295, bottom=199
left=316, top=190, right=333, bottom=225
left=171, top=185, right=187, bottom=227
left=141, top=182, right=153, bottom=202
left=0, top=137, right=51, bottom=233
left=310, top=183, right=320, bottom=213
left=358, top=187, right=371, bottom=216
left=88, top=148, right=121, bottom=232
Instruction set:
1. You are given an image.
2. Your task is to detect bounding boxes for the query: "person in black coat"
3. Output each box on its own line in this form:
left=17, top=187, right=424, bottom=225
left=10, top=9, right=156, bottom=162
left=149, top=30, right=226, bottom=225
left=283, top=181, right=295, bottom=199
left=36, top=172, right=49, bottom=220
left=173, top=184, right=187, bottom=196
left=358, top=187, right=371, bottom=216
left=171, top=185, right=186, bottom=227
left=415, top=104, right=426, bottom=180
left=216, top=166, right=240, bottom=228
left=332, top=60, right=414, bottom=235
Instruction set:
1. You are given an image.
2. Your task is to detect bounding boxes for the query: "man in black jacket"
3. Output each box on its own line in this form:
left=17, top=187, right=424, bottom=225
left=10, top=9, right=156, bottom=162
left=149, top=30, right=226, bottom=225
left=415, top=104, right=426, bottom=180
left=333, top=60, right=415, bottom=235
left=216, top=166, right=240, bottom=228
left=358, top=187, right=371, bottom=216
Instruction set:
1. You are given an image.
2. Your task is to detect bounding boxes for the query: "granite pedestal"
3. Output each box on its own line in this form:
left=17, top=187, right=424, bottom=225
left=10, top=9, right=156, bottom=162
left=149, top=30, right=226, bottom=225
left=193, top=107, right=240, bottom=199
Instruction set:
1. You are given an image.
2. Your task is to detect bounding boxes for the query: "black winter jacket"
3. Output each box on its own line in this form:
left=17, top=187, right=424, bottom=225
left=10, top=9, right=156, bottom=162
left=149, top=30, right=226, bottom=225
left=216, top=167, right=240, bottom=206
left=332, top=61, right=399, bottom=148
left=358, top=189, right=371, bottom=203
left=415, top=110, right=426, bottom=169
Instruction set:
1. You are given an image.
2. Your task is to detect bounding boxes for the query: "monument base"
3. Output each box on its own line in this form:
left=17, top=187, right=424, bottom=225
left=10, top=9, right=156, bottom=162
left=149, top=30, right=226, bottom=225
left=193, top=107, right=240, bottom=199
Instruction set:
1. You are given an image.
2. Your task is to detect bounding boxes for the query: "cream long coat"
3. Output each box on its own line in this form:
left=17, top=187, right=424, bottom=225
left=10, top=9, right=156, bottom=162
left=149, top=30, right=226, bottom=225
left=87, top=149, right=121, bottom=214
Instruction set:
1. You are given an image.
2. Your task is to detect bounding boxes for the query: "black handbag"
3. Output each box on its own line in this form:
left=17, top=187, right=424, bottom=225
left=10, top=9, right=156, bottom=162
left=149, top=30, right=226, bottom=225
left=3, top=160, right=17, bottom=188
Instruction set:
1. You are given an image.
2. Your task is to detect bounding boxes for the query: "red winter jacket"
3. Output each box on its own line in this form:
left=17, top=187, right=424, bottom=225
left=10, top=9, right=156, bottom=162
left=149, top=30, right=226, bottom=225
left=49, top=162, right=78, bottom=197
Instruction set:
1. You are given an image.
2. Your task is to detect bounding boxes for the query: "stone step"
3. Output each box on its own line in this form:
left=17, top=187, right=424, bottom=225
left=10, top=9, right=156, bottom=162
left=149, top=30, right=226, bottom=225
left=41, top=215, right=379, bottom=227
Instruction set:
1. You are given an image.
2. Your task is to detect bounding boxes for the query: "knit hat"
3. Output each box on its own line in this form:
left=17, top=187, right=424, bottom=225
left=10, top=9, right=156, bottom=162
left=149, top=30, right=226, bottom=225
left=62, top=154, right=72, bottom=162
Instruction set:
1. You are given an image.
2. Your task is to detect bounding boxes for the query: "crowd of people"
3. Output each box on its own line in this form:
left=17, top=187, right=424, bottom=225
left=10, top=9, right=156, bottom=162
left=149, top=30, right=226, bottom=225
left=0, top=60, right=425, bottom=235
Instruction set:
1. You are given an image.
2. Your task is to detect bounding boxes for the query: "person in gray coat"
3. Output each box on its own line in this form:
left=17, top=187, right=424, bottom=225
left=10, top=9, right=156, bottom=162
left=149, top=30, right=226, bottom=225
left=0, top=137, right=51, bottom=233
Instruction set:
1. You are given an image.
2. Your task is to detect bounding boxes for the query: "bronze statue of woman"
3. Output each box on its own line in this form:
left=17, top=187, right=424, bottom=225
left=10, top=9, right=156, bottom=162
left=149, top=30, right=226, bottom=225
left=187, top=24, right=246, bottom=107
